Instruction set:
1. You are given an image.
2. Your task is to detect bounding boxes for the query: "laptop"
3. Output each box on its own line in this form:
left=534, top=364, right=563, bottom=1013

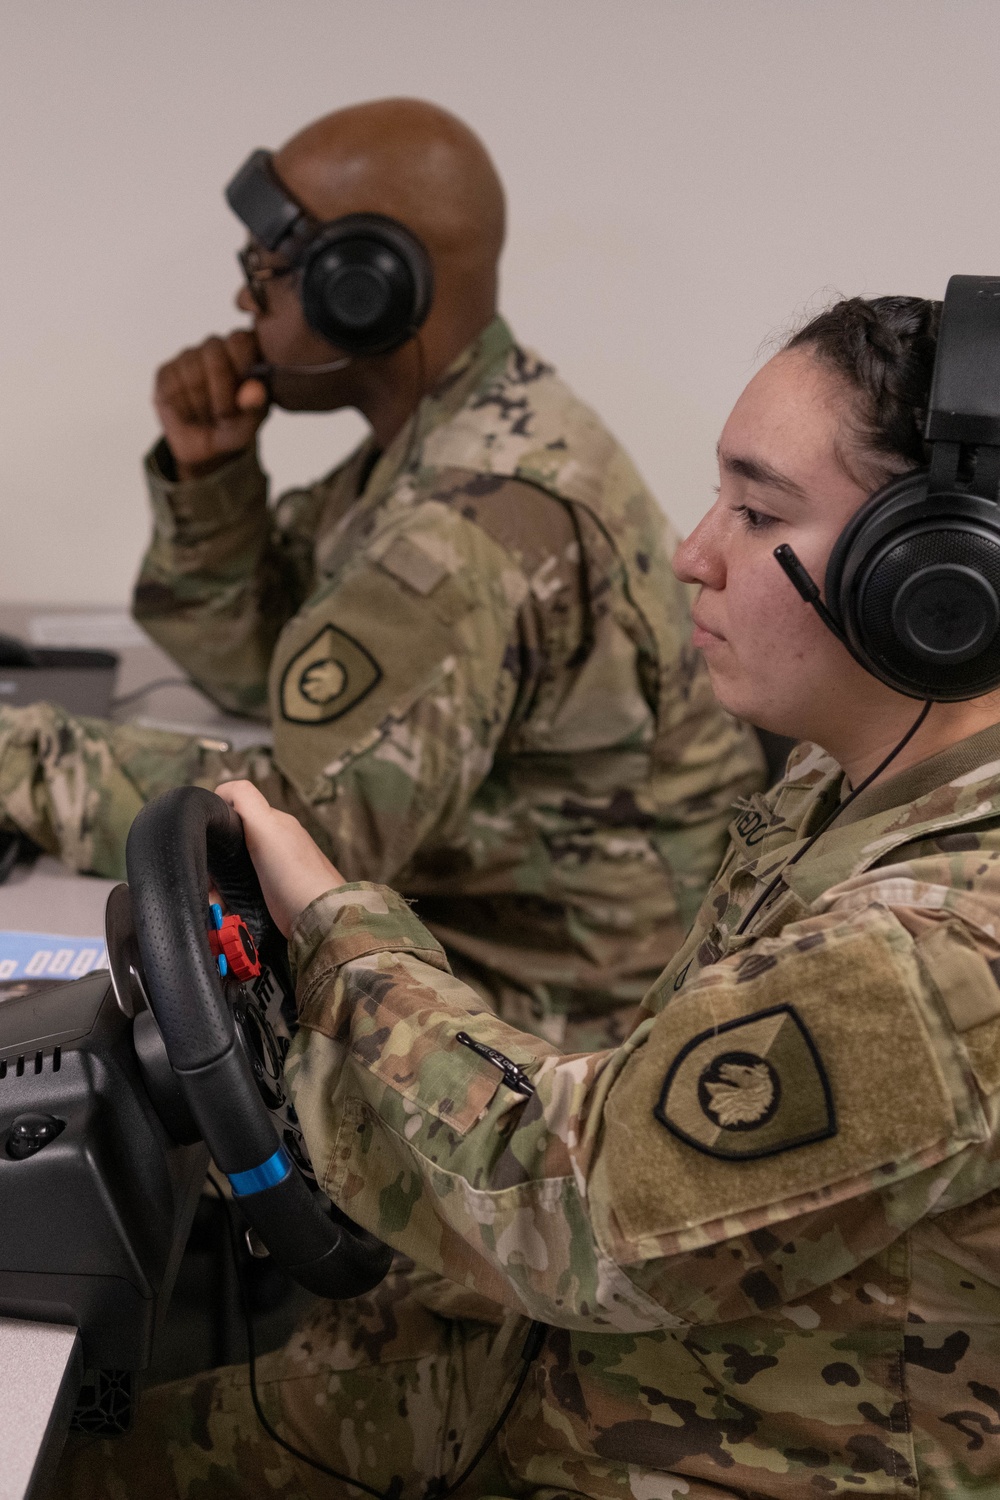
left=0, top=633, right=118, bottom=718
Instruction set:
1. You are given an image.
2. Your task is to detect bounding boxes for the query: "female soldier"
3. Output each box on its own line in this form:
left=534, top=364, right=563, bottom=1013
left=61, top=293, right=1000, bottom=1498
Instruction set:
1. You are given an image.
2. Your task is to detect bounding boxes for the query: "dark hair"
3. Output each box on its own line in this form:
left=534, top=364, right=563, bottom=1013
left=785, top=295, right=941, bottom=482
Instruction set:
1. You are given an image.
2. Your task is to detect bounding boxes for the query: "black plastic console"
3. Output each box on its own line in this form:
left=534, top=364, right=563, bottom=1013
left=0, top=971, right=207, bottom=1374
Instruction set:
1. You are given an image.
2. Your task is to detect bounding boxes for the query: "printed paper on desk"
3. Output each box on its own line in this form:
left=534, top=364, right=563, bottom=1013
left=0, top=931, right=108, bottom=987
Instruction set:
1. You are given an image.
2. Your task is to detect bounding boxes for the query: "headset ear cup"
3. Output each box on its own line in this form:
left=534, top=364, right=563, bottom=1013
left=825, top=472, right=1000, bottom=701
left=824, top=473, right=920, bottom=649
left=298, top=214, right=433, bottom=357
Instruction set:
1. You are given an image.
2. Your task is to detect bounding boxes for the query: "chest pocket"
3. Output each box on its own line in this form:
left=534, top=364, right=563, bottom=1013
left=269, top=560, right=474, bottom=804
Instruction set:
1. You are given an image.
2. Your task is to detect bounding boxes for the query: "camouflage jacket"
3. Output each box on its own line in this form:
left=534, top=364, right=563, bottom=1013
left=0, top=317, right=760, bottom=1045
left=284, top=720, right=1000, bottom=1496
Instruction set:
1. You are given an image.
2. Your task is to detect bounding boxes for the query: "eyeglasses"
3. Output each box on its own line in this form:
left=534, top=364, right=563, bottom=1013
left=237, top=244, right=296, bottom=313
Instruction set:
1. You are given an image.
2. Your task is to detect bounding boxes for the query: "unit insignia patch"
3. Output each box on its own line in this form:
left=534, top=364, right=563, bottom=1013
left=279, top=624, right=382, bottom=725
left=655, top=1004, right=835, bottom=1160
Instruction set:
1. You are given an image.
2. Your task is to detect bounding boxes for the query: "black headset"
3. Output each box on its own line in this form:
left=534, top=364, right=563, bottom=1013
left=225, top=148, right=433, bottom=357
left=776, top=274, right=1000, bottom=703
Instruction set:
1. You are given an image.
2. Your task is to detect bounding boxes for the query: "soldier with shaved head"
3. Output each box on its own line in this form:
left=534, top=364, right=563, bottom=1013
left=0, top=98, right=762, bottom=1053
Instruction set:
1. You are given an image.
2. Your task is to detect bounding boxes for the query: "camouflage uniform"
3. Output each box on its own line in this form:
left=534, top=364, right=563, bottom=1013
left=54, top=721, right=1000, bottom=1497
left=0, top=318, right=762, bottom=1048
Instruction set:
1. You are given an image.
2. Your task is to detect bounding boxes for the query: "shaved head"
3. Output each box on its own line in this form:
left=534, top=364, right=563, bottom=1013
left=232, top=99, right=508, bottom=438
left=273, top=99, right=505, bottom=323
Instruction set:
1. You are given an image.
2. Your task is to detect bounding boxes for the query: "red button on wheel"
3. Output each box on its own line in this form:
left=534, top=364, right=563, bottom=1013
left=207, top=913, right=261, bottom=981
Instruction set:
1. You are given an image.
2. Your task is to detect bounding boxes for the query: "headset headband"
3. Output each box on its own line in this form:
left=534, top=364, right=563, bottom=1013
left=778, top=271, right=1000, bottom=702
left=926, top=275, right=1000, bottom=449
left=223, top=146, right=434, bottom=358
left=225, top=148, right=316, bottom=259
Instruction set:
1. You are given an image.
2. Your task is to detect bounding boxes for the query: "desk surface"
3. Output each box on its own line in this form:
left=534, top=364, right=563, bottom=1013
left=0, top=602, right=269, bottom=938
left=0, top=601, right=271, bottom=751
left=0, top=857, right=116, bottom=938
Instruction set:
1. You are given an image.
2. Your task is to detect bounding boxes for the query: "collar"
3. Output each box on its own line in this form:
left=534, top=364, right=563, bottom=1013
left=778, top=719, right=1000, bottom=908
left=722, top=720, right=1000, bottom=925
left=360, top=315, right=516, bottom=502
left=837, top=718, right=1000, bottom=826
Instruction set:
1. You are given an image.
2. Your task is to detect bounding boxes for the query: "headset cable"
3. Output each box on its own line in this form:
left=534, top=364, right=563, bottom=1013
left=206, top=1174, right=544, bottom=1500
left=736, top=699, right=932, bottom=935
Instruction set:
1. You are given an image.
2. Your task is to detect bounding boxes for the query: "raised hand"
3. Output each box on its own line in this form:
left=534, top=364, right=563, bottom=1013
left=154, top=330, right=270, bottom=479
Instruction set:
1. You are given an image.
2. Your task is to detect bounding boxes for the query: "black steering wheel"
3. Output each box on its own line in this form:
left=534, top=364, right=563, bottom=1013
left=124, top=785, right=392, bottom=1299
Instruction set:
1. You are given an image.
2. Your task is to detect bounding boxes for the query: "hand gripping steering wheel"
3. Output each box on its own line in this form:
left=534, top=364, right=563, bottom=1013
left=124, top=785, right=392, bottom=1299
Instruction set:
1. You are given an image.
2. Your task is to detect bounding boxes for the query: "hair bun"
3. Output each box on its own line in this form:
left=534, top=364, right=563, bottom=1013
left=787, top=295, right=941, bottom=477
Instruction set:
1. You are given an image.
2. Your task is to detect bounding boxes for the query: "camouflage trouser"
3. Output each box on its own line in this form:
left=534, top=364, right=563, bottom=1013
left=49, top=1263, right=528, bottom=1500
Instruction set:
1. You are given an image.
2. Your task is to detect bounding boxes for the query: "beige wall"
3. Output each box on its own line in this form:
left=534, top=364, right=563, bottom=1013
left=3, top=0, right=1000, bottom=605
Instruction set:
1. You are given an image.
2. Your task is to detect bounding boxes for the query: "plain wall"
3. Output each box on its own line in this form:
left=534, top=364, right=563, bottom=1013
left=3, top=0, right=1000, bottom=605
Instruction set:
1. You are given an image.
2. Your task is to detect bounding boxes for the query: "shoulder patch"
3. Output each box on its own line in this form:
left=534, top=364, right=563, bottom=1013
left=269, top=555, right=476, bottom=801
left=655, top=1004, right=835, bottom=1160
left=279, top=624, right=381, bottom=725
left=598, top=918, right=979, bottom=1249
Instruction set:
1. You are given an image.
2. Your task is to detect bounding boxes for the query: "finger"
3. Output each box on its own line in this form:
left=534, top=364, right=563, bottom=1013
left=225, top=330, right=269, bottom=415
left=224, top=328, right=261, bottom=376
left=155, top=354, right=209, bottom=425
left=155, top=362, right=197, bottom=427
left=157, top=342, right=232, bottom=428
left=173, top=349, right=216, bottom=427
left=218, top=781, right=344, bottom=886
left=215, top=779, right=270, bottom=817
left=200, top=336, right=241, bottom=421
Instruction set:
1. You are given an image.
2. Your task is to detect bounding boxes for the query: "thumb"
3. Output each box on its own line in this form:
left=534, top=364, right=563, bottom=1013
left=236, top=378, right=269, bottom=412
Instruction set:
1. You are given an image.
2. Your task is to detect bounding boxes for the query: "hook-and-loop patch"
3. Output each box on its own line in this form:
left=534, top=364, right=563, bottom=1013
left=597, top=917, right=979, bottom=1250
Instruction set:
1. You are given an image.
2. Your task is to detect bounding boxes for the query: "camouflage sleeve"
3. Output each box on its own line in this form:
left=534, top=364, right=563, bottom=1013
left=131, top=441, right=323, bottom=718
left=0, top=507, right=522, bottom=882
left=284, top=861, right=1000, bottom=1331
left=261, top=490, right=535, bottom=886
left=0, top=704, right=321, bottom=880
left=0, top=488, right=526, bottom=883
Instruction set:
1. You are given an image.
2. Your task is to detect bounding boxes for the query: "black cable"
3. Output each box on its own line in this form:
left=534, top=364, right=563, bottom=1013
left=0, top=832, right=23, bottom=886
left=423, top=1320, right=546, bottom=1500
left=111, top=676, right=194, bottom=711
left=206, top=1174, right=385, bottom=1498
left=205, top=1174, right=544, bottom=1499
left=736, top=699, right=933, bottom=936
left=401, top=333, right=427, bottom=476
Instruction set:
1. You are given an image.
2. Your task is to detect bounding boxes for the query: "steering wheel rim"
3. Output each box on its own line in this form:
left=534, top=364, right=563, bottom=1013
left=125, top=785, right=392, bottom=1299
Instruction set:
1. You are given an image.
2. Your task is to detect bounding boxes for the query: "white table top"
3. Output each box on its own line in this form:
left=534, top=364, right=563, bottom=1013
left=0, top=856, right=116, bottom=938
left=0, top=1319, right=80, bottom=1500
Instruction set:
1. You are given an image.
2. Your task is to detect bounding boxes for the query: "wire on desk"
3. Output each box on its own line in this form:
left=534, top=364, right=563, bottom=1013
left=111, top=677, right=194, bottom=711
left=0, top=833, right=23, bottom=887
